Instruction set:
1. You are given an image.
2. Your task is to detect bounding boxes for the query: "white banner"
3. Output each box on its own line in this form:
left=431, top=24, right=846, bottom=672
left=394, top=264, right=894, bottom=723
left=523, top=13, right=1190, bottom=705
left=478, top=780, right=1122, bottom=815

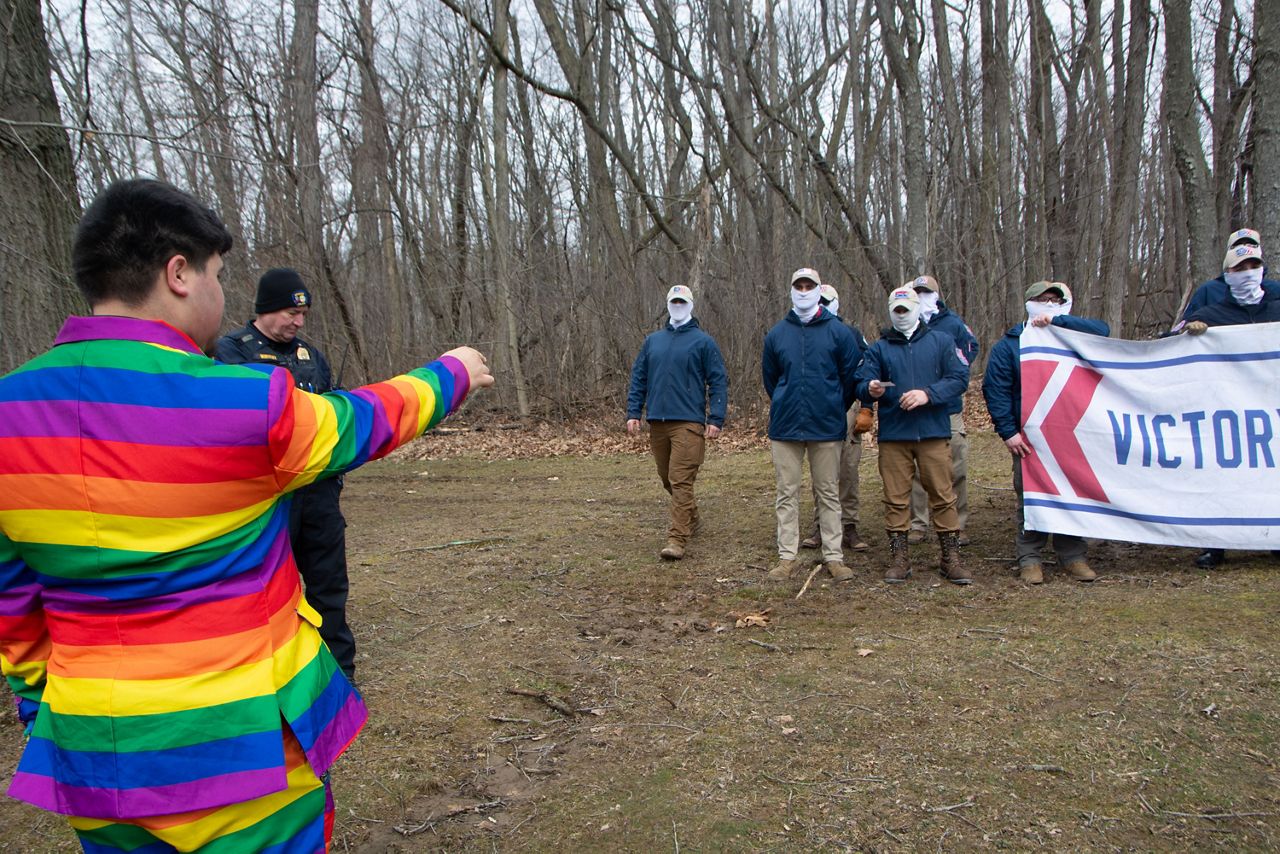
left=1019, top=322, right=1280, bottom=549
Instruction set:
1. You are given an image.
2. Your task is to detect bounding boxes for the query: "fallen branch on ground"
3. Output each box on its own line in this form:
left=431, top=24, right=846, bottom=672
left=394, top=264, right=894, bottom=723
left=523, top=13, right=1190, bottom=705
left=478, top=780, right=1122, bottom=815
left=508, top=688, right=575, bottom=716
left=393, top=537, right=512, bottom=554
left=795, top=563, right=824, bottom=598
left=393, top=799, right=505, bottom=836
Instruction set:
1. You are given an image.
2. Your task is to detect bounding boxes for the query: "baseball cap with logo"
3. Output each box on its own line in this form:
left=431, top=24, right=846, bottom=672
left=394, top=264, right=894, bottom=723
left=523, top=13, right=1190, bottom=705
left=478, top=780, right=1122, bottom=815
left=910, top=275, right=939, bottom=293
left=665, top=284, right=693, bottom=303
left=1223, top=243, right=1263, bottom=270
left=1025, top=280, right=1072, bottom=302
left=888, top=287, right=919, bottom=309
left=818, top=284, right=839, bottom=305
left=1227, top=228, right=1261, bottom=249
left=790, top=268, right=821, bottom=288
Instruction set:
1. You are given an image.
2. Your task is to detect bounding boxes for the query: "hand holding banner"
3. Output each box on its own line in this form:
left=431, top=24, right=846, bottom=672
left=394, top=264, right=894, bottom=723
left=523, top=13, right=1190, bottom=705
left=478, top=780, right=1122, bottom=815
left=1019, top=322, right=1280, bottom=549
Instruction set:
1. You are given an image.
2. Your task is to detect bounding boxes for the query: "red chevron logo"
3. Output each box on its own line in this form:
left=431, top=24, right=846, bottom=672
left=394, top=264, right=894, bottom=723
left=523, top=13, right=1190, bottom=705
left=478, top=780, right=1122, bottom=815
left=1020, top=360, right=1109, bottom=503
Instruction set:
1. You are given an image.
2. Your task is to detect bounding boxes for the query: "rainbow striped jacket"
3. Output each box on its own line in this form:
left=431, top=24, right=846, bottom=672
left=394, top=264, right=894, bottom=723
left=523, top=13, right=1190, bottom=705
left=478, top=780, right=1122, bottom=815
left=0, top=316, right=470, bottom=819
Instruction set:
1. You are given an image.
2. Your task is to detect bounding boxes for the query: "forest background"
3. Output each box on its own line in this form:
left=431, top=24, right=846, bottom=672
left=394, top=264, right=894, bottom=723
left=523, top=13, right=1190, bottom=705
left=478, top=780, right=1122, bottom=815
left=3, top=0, right=1280, bottom=415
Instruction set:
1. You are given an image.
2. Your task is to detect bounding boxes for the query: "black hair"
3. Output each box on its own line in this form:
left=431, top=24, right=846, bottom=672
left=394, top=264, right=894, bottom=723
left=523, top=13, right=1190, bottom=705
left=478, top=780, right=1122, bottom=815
left=72, top=179, right=233, bottom=306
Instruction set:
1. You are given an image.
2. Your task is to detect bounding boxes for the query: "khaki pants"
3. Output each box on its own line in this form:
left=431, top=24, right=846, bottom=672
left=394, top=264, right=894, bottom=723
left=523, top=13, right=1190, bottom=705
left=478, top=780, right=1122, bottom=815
left=772, top=440, right=842, bottom=561
left=879, top=438, right=958, bottom=533
left=910, top=412, right=968, bottom=531
left=808, top=406, right=862, bottom=532
left=1013, top=458, right=1086, bottom=567
left=649, top=421, right=706, bottom=545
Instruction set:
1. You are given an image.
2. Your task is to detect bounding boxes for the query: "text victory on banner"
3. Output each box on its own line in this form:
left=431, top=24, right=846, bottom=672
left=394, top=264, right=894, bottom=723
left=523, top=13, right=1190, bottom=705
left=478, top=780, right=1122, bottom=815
left=1018, top=323, right=1280, bottom=550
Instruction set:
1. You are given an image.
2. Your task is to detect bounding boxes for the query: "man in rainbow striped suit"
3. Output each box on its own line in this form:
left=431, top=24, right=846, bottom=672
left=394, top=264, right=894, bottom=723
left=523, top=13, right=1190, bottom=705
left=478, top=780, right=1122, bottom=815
left=0, top=179, right=493, bottom=851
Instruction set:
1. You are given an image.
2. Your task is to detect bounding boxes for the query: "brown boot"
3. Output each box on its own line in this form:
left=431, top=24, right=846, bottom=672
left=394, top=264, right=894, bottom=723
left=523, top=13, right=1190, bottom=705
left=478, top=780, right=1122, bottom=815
left=800, top=523, right=820, bottom=549
left=766, top=559, right=798, bottom=581
left=1064, top=559, right=1096, bottom=582
left=659, top=540, right=685, bottom=560
left=907, top=528, right=927, bottom=545
left=825, top=560, right=854, bottom=582
left=939, top=532, right=972, bottom=585
left=842, top=524, right=869, bottom=551
left=884, top=531, right=911, bottom=583
left=1019, top=562, right=1045, bottom=585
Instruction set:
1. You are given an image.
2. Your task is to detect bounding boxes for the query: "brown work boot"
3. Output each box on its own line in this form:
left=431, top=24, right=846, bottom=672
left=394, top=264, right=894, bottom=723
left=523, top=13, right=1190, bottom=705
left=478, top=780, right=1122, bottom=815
left=1019, top=562, right=1045, bottom=585
left=842, top=524, right=869, bottom=551
left=766, top=559, right=798, bottom=581
left=907, top=528, right=927, bottom=545
left=1064, top=559, right=1096, bottom=582
left=957, top=530, right=971, bottom=546
left=825, top=560, right=854, bottom=582
left=659, top=540, right=685, bottom=560
left=884, top=531, right=911, bottom=583
left=938, top=532, right=973, bottom=585
left=800, top=525, right=820, bottom=549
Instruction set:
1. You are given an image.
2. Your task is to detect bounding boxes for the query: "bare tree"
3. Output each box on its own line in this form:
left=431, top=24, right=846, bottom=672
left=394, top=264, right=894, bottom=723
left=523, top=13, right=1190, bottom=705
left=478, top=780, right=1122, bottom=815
left=0, top=0, right=81, bottom=371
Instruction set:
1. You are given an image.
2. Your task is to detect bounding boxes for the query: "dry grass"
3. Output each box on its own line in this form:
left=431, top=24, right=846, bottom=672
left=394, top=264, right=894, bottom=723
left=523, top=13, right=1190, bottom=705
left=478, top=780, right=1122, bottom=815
left=2, top=430, right=1279, bottom=851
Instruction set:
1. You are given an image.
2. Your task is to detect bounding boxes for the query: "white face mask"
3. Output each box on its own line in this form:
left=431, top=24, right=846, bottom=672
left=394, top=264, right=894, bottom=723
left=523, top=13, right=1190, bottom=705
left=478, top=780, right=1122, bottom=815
left=668, top=300, right=693, bottom=326
left=1025, top=299, right=1071, bottom=321
left=791, top=286, right=822, bottom=321
left=890, top=306, right=920, bottom=336
left=824, top=298, right=840, bottom=316
left=917, top=291, right=940, bottom=323
left=1224, top=267, right=1264, bottom=304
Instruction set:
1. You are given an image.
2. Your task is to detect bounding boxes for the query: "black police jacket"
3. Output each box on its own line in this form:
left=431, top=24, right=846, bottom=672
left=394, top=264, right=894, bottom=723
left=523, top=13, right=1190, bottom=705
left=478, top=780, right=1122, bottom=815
left=214, top=321, right=336, bottom=393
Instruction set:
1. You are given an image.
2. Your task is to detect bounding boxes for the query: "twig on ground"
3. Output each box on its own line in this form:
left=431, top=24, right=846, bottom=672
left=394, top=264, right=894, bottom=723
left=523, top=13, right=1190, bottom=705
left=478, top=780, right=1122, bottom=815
left=884, top=632, right=916, bottom=642
left=795, top=563, right=825, bottom=598
left=1136, top=792, right=1158, bottom=815
left=1003, top=658, right=1063, bottom=683
left=926, top=799, right=975, bottom=813
left=507, top=688, right=575, bottom=716
left=1020, top=764, right=1067, bottom=774
left=392, top=537, right=511, bottom=554
left=393, top=800, right=505, bottom=836
left=1160, top=809, right=1276, bottom=821
left=489, top=716, right=533, bottom=724
left=747, top=638, right=781, bottom=652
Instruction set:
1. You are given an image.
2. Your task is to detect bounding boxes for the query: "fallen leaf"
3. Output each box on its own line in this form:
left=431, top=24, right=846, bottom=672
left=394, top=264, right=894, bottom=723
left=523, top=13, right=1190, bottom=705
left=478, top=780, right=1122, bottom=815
left=781, top=727, right=797, bottom=735
left=857, top=648, right=874, bottom=657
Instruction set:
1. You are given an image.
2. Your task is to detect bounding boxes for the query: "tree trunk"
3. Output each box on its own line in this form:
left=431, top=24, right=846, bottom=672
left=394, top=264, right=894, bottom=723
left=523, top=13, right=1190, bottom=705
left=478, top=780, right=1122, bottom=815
left=0, top=0, right=82, bottom=371
left=1256, top=0, right=1280, bottom=245
left=490, top=0, right=529, bottom=416
left=1162, top=0, right=1218, bottom=287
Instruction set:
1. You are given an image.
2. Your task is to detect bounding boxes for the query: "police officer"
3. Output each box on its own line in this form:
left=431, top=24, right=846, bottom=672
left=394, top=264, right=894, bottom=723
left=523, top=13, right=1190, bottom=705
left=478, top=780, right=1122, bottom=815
left=216, top=268, right=357, bottom=679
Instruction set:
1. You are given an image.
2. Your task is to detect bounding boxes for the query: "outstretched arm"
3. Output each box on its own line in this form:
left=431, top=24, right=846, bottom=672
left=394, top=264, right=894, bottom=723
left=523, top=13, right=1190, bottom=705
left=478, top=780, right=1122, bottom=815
left=269, top=347, right=492, bottom=491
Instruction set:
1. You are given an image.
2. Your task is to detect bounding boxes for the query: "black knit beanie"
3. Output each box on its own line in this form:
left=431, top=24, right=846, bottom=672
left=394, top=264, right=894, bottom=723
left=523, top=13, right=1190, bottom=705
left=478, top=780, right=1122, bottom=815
left=255, top=268, right=312, bottom=314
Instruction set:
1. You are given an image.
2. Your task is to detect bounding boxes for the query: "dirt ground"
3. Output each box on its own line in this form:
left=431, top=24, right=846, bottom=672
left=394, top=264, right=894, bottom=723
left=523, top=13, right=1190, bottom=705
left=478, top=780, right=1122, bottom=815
left=2, top=425, right=1279, bottom=852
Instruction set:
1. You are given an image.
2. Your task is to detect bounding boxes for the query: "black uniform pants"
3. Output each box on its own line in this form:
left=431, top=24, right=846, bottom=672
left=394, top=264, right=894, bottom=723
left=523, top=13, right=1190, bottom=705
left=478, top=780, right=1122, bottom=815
left=289, top=477, right=355, bottom=679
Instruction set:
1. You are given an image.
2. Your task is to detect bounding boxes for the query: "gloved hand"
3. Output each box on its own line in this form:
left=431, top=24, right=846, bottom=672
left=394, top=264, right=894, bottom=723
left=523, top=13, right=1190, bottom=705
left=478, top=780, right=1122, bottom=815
left=853, top=407, right=874, bottom=435
left=1184, top=321, right=1208, bottom=336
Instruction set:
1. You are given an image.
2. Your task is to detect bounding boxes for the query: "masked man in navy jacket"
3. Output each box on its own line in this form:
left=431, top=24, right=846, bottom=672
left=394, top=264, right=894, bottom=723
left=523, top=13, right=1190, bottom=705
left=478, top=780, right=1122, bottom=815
left=982, top=281, right=1109, bottom=585
left=627, top=285, right=729, bottom=560
left=905, top=276, right=979, bottom=546
left=762, top=268, right=861, bottom=583
left=1179, top=244, right=1280, bottom=568
left=857, top=287, right=971, bottom=584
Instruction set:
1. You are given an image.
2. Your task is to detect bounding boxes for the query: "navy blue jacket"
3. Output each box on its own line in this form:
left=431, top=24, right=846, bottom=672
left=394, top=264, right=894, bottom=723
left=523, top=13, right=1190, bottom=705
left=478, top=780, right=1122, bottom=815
left=627, top=318, right=728, bottom=426
left=1184, top=291, right=1280, bottom=327
left=762, top=308, right=861, bottom=441
left=855, top=324, right=970, bottom=442
left=981, top=315, right=1110, bottom=441
left=924, top=302, right=979, bottom=415
left=216, top=321, right=335, bottom=392
left=1181, top=275, right=1280, bottom=321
